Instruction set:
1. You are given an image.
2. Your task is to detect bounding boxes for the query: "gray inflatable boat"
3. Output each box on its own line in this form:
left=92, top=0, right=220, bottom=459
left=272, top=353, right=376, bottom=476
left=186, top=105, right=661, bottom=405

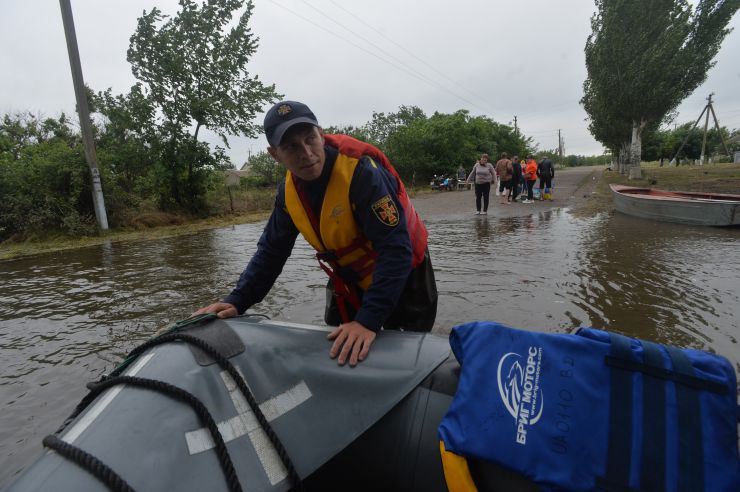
left=5, top=315, right=536, bottom=492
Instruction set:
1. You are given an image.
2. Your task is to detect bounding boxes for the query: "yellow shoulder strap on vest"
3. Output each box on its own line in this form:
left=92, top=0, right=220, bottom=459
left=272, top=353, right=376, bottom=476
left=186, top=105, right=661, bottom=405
left=319, top=153, right=360, bottom=249
left=284, top=172, right=324, bottom=251
left=439, top=440, right=478, bottom=492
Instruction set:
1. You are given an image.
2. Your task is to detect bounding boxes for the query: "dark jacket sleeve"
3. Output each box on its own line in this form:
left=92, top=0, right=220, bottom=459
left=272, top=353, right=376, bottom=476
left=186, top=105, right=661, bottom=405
left=349, top=157, right=413, bottom=331
left=222, top=184, right=299, bottom=313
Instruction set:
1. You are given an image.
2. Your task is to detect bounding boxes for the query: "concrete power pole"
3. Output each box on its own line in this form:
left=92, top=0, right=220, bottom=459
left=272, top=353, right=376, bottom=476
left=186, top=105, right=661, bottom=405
left=558, top=129, right=563, bottom=163
left=59, top=0, right=108, bottom=230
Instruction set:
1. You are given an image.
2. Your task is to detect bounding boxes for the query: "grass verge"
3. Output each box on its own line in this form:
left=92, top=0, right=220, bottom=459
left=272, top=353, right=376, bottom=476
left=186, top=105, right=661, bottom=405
left=0, top=184, right=438, bottom=261
left=571, top=162, right=740, bottom=218
left=0, top=210, right=271, bottom=261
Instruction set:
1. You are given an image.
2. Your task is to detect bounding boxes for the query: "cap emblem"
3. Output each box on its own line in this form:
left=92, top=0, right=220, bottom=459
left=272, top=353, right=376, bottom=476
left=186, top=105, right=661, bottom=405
left=277, top=104, right=292, bottom=116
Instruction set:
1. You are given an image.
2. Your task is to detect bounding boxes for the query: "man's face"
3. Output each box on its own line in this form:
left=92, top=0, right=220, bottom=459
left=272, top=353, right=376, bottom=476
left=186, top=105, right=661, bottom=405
left=268, top=125, right=325, bottom=181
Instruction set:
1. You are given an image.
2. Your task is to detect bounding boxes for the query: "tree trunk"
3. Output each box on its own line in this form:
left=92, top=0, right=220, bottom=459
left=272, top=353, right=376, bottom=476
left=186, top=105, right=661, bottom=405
left=618, top=142, right=630, bottom=174
left=628, top=120, right=645, bottom=180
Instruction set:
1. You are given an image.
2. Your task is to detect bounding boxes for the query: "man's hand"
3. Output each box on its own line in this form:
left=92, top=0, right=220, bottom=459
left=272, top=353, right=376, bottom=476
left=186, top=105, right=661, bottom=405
left=327, top=321, right=377, bottom=367
left=192, top=302, right=238, bottom=319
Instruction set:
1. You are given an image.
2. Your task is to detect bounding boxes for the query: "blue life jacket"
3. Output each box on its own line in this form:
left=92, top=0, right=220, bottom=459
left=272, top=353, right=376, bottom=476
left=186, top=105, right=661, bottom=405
left=438, top=321, right=740, bottom=492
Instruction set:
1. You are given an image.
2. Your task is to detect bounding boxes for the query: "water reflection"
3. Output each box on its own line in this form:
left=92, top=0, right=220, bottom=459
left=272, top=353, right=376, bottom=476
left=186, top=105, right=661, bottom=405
left=570, top=213, right=739, bottom=355
left=475, top=216, right=491, bottom=241
left=1, top=209, right=739, bottom=486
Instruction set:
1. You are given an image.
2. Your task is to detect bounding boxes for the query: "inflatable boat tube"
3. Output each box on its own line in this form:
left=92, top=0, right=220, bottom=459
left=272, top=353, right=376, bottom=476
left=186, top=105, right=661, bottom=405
left=6, top=315, right=513, bottom=492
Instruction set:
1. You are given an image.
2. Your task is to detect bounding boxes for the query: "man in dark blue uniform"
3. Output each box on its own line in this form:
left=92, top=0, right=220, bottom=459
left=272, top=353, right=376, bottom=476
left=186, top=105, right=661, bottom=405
left=195, top=101, right=437, bottom=366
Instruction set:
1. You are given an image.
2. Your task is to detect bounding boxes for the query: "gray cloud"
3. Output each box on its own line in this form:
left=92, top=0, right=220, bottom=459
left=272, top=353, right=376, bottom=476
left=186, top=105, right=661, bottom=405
left=2, top=0, right=738, bottom=167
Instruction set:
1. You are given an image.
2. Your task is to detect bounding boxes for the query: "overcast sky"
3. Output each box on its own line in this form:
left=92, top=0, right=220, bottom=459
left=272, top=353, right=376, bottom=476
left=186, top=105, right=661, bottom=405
left=2, top=0, right=739, bottom=167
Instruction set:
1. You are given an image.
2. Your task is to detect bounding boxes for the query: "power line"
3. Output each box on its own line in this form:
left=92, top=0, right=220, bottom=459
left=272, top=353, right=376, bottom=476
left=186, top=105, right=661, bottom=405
left=265, top=0, right=491, bottom=114
left=515, top=100, right=580, bottom=119
left=326, top=0, right=498, bottom=112
left=298, top=0, right=447, bottom=95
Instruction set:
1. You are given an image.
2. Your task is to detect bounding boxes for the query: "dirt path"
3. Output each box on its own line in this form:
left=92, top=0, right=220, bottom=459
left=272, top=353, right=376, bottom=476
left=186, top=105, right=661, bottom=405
left=411, top=165, right=604, bottom=218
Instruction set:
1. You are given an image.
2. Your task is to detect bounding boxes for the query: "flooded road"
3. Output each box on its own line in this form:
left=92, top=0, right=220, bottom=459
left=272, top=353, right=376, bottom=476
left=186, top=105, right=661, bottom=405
left=1, top=204, right=739, bottom=485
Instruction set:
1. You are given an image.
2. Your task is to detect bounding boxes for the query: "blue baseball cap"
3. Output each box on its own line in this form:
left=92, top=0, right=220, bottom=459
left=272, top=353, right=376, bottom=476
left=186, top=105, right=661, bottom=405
left=263, top=101, right=319, bottom=147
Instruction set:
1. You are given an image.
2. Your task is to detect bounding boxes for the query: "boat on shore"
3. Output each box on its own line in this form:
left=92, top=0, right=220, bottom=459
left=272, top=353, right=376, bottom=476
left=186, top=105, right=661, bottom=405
left=610, top=184, right=740, bottom=226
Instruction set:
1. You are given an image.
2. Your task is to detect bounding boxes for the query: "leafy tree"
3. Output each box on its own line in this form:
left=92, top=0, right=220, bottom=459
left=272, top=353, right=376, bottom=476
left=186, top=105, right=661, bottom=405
left=127, top=0, right=281, bottom=210
left=89, top=84, right=157, bottom=196
left=322, top=124, right=370, bottom=142
left=243, top=150, right=284, bottom=187
left=560, top=153, right=613, bottom=167
left=380, top=109, right=530, bottom=183
left=0, top=113, right=99, bottom=240
left=321, top=105, right=530, bottom=184
left=582, top=0, right=739, bottom=176
left=363, top=106, right=427, bottom=146
left=643, top=121, right=737, bottom=161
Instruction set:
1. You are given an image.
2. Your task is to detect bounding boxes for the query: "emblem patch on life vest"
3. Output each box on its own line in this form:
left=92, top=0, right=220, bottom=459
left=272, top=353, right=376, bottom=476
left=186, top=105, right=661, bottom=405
left=371, top=195, right=399, bottom=227
left=330, top=205, right=345, bottom=223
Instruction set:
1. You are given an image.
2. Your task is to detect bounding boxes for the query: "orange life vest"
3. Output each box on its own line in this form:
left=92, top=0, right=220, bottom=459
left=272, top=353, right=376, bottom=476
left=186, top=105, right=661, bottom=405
left=284, top=134, right=428, bottom=321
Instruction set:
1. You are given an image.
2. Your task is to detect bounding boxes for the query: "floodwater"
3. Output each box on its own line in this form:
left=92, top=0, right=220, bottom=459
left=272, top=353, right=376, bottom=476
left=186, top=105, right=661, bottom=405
left=1, top=208, right=739, bottom=485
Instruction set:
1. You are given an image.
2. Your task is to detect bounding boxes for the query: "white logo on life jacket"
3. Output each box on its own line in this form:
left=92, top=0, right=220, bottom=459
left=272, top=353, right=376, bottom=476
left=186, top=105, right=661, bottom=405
left=497, top=346, right=544, bottom=445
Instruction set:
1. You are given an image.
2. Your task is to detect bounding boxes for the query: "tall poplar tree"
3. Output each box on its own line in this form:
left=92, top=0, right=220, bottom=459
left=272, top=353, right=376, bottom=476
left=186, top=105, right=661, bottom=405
left=581, top=0, right=738, bottom=177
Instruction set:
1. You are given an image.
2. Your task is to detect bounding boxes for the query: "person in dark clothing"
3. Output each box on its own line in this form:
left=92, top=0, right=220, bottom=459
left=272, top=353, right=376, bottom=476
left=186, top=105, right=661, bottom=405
left=195, top=101, right=438, bottom=367
left=537, top=157, right=555, bottom=200
left=509, top=156, right=523, bottom=202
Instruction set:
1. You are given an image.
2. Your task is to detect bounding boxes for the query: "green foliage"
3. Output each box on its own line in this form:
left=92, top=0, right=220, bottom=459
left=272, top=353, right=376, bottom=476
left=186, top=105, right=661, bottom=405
left=642, top=121, right=738, bottom=161
left=561, top=154, right=612, bottom=167
left=581, top=0, right=739, bottom=166
left=0, top=113, right=98, bottom=240
left=243, top=151, right=284, bottom=187
left=90, top=84, right=158, bottom=197
left=322, top=124, right=370, bottom=142
left=2, top=1, right=285, bottom=239
left=127, top=0, right=280, bottom=145
left=125, top=0, right=281, bottom=211
left=364, top=106, right=427, bottom=146
left=328, top=106, right=533, bottom=185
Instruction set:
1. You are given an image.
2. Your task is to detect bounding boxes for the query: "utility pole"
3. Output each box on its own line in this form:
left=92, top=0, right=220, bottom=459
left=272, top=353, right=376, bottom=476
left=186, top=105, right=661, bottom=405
left=700, top=94, right=712, bottom=164
left=558, top=129, right=563, bottom=164
left=59, top=0, right=108, bottom=230
left=708, top=96, right=731, bottom=161
left=670, top=93, right=731, bottom=166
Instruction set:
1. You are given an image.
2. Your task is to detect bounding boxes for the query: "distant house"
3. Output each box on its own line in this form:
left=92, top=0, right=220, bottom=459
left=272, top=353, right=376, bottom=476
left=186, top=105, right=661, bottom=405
left=729, top=133, right=740, bottom=163
left=223, top=169, right=251, bottom=187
